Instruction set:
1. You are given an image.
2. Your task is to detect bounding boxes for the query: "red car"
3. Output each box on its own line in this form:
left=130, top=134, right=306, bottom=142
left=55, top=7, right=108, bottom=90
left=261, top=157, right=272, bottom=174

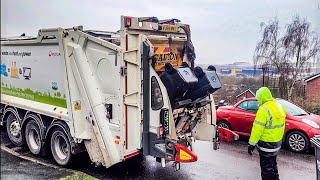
left=216, top=98, right=320, bottom=153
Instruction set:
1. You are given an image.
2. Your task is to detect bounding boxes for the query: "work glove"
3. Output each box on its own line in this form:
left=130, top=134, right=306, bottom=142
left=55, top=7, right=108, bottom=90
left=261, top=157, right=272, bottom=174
left=248, top=144, right=255, bottom=155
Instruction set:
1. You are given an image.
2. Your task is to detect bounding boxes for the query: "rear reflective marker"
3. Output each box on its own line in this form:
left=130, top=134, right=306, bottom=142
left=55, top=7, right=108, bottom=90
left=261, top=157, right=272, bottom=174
left=175, top=144, right=198, bottom=163
left=180, top=150, right=192, bottom=160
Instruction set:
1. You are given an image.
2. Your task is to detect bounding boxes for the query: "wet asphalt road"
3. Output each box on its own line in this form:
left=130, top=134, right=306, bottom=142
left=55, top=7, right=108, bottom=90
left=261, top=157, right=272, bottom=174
left=0, top=128, right=317, bottom=180
left=1, top=150, right=73, bottom=180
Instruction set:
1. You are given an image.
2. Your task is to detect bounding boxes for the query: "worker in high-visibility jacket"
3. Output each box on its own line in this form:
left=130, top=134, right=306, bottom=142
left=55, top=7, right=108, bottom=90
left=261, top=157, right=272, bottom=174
left=248, top=87, right=286, bottom=180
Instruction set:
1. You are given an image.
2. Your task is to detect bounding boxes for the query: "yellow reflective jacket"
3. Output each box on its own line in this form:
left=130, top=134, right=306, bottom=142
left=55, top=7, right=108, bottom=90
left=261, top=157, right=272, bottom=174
left=249, top=87, right=286, bottom=152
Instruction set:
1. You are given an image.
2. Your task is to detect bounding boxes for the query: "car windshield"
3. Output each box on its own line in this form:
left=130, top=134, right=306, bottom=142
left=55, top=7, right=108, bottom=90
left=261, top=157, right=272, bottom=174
left=277, top=99, right=309, bottom=116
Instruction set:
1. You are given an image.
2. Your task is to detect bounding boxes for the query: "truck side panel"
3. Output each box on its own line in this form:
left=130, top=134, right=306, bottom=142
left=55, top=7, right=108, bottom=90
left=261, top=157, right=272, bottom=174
left=58, top=30, right=123, bottom=166
left=1, top=44, right=66, bottom=108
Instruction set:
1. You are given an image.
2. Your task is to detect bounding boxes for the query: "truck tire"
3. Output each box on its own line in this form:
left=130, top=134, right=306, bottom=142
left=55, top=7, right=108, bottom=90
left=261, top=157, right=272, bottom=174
left=50, top=128, right=72, bottom=166
left=6, top=113, right=24, bottom=146
left=25, top=120, right=42, bottom=155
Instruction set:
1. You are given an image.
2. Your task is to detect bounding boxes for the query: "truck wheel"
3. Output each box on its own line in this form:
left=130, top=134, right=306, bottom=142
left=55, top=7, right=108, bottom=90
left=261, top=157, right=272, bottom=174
left=286, top=131, right=309, bottom=153
left=25, top=120, right=42, bottom=155
left=6, top=113, right=24, bottom=146
left=50, top=128, right=72, bottom=166
left=217, top=120, right=231, bottom=130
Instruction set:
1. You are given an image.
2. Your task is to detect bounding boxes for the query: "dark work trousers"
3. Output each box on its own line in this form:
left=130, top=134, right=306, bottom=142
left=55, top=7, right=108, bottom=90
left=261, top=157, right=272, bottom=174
left=259, top=150, right=279, bottom=180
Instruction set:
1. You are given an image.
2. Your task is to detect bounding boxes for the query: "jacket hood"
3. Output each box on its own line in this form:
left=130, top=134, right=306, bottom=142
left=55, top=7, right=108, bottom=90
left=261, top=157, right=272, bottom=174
left=256, top=87, right=273, bottom=105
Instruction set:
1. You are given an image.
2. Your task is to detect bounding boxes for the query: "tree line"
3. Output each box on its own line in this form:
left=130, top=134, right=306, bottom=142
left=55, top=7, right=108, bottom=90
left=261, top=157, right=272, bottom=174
left=253, top=15, right=320, bottom=101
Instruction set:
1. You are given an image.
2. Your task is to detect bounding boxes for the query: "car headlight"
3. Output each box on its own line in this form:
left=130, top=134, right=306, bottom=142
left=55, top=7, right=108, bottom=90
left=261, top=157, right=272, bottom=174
left=302, top=119, right=319, bottom=129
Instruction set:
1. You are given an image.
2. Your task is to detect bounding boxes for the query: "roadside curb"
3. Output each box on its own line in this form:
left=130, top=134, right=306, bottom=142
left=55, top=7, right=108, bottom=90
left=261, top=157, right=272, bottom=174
left=0, top=145, right=92, bottom=178
left=1, top=145, right=61, bottom=169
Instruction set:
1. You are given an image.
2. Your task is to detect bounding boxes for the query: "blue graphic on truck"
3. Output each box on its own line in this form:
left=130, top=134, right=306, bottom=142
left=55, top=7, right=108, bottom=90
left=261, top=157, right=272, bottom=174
left=0, top=64, right=8, bottom=76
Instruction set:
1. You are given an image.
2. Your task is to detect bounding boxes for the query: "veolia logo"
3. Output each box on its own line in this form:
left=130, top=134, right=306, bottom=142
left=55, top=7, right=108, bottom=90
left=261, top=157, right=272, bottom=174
left=183, top=70, right=190, bottom=76
left=211, top=76, right=216, bottom=82
left=48, top=51, right=61, bottom=57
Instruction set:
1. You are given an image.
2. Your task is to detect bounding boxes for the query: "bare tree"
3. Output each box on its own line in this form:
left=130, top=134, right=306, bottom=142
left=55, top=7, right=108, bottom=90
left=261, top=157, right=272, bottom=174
left=254, top=16, right=320, bottom=100
left=254, top=18, right=284, bottom=68
left=253, top=18, right=290, bottom=98
left=282, top=16, right=320, bottom=100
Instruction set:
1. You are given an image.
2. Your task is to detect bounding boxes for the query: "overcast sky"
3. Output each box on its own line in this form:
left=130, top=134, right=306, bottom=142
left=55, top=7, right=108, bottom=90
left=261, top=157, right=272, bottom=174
left=1, top=0, right=319, bottom=64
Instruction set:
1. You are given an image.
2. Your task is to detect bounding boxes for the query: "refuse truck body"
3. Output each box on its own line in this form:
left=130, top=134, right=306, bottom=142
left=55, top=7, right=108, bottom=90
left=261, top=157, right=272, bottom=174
left=0, top=16, right=237, bottom=170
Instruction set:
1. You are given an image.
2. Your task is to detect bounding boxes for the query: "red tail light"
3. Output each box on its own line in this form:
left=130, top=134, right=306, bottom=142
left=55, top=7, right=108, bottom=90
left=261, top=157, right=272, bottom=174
left=186, top=25, right=190, bottom=31
left=175, top=144, right=198, bottom=163
left=125, top=17, right=132, bottom=27
left=158, top=126, right=164, bottom=138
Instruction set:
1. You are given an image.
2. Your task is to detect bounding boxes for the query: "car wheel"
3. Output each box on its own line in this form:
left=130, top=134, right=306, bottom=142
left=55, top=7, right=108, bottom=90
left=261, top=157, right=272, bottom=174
left=286, top=131, right=309, bottom=153
left=25, top=120, right=42, bottom=155
left=50, top=128, right=73, bottom=166
left=217, top=120, right=231, bottom=130
left=6, top=113, right=25, bottom=146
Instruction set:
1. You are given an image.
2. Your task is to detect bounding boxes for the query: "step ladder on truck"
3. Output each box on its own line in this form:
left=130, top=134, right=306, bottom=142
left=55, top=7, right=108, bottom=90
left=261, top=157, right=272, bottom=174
left=0, top=16, right=238, bottom=171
